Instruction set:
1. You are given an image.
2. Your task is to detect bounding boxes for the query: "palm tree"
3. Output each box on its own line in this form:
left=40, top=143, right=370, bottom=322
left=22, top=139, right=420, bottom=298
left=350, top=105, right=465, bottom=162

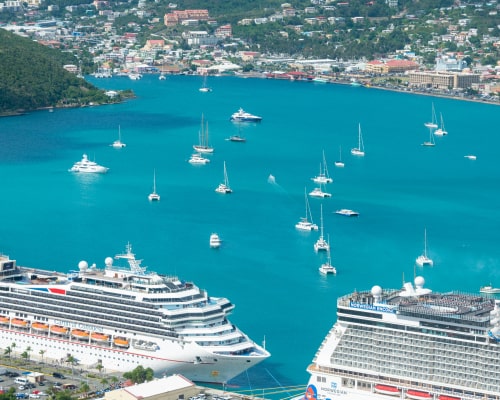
left=11, top=342, right=16, bottom=359
left=25, top=346, right=32, bottom=361
left=96, top=363, right=104, bottom=376
left=39, top=349, right=45, bottom=364
left=21, top=351, right=29, bottom=364
left=66, top=354, right=77, bottom=377
left=4, top=346, right=11, bottom=364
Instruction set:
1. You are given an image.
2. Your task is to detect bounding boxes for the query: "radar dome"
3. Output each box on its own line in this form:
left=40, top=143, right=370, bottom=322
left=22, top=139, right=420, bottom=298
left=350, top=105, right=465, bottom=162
left=414, top=276, right=425, bottom=288
left=78, top=261, right=88, bottom=272
left=105, top=257, right=113, bottom=267
left=371, top=285, right=382, bottom=296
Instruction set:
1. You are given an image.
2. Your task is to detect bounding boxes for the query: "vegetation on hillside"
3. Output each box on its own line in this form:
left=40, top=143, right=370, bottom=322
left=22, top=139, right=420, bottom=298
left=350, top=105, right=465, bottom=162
left=0, top=29, right=129, bottom=115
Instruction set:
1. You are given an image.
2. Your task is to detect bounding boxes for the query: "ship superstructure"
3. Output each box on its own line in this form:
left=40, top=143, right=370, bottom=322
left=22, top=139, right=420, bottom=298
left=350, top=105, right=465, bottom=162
left=0, top=244, right=269, bottom=384
left=305, top=276, right=500, bottom=400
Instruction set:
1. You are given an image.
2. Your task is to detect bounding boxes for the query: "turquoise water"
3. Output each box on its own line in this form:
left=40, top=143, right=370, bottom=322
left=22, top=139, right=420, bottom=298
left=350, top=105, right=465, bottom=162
left=0, top=74, right=499, bottom=395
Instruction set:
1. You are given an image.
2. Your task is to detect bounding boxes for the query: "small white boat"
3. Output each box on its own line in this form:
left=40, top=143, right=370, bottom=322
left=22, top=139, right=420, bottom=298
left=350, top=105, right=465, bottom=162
left=230, top=108, right=262, bottom=122
left=193, top=114, right=214, bottom=154
left=309, top=186, right=332, bottom=198
left=422, top=125, right=436, bottom=147
left=111, top=125, right=126, bottom=148
left=319, top=237, right=336, bottom=275
left=296, top=188, right=318, bottom=231
left=159, top=74, right=166, bottom=80
left=209, top=233, right=222, bottom=248
left=480, top=285, right=500, bottom=294
left=312, top=150, right=333, bottom=184
left=188, top=153, right=210, bottom=165
left=314, top=205, right=330, bottom=252
left=351, top=123, right=365, bottom=156
left=128, top=73, right=142, bottom=80
left=434, top=113, right=448, bottom=136
left=464, top=155, right=477, bottom=160
left=215, top=161, right=232, bottom=194
left=415, top=228, right=433, bottom=267
left=148, top=169, right=160, bottom=201
left=226, top=135, right=246, bottom=142
left=199, top=75, right=212, bottom=92
left=69, top=154, right=109, bottom=174
left=335, top=209, right=359, bottom=217
left=334, top=146, right=345, bottom=168
left=424, top=102, right=438, bottom=129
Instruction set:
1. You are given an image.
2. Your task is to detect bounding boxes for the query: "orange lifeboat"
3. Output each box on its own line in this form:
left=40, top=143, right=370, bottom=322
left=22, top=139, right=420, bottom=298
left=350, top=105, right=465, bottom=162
left=0, top=316, right=10, bottom=325
left=91, top=332, right=109, bottom=343
left=114, top=337, right=130, bottom=348
left=71, top=329, right=90, bottom=339
left=50, top=325, right=69, bottom=335
left=11, top=318, right=28, bottom=328
left=32, top=322, right=49, bottom=331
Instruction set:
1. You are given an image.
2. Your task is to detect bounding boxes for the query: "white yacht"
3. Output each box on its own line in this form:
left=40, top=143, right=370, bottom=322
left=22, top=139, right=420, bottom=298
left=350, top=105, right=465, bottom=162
left=111, top=125, right=126, bottom=148
left=188, top=153, right=210, bottom=165
left=209, top=233, right=222, bottom=248
left=311, top=150, right=333, bottom=184
left=415, top=228, right=433, bottom=267
left=0, top=246, right=269, bottom=384
left=314, top=205, right=330, bottom=252
left=319, top=239, right=336, bottom=275
left=309, top=186, right=332, bottom=198
left=335, top=209, right=359, bottom=217
left=230, top=108, right=262, bottom=122
left=296, top=188, right=318, bottom=231
left=148, top=169, right=160, bottom=201
left=193, top=114, right=214, bottom=154
left=69, top=154, right=109, bottom=174
left=304, top=276, right=500, bottom=400
left=215, top=161, right=232, bottom=194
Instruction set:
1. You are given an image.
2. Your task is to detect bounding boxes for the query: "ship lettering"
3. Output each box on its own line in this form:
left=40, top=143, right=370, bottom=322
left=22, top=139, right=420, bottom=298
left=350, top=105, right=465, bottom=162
left=350, top=302, right=396, bottom=314
left=54, top=320, right=103, bottom=333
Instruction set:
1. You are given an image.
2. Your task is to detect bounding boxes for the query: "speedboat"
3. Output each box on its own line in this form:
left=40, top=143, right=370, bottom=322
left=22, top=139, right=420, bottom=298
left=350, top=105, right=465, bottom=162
left=335, top=209, right=359, bottom=217
left=188, top=153, right=210, bottom=165
left=230, top=108, right=262, bottom=122
left=309, top=187, right=331, bottom=198
left=464, top=155, right=477, bottom=160
left=226, top=135, right=246, bottom=142
left=69, top=154, right=109, bottom=173
left=209, top=233, right=222, bottom=248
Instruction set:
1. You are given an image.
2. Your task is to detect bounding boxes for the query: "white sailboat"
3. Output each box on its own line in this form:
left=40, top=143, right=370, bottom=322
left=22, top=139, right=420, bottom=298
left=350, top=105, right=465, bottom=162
left=296, top=188, right=319, bottom=231
left=334, top=146, right=345, bottom=168
left=415, top=228, right=433, bottom=266
left=312, top=150, right=333, bottom=184
left=351, top=123, right=365, bottom=156
left=314, top=204, right=330, bottom=252
left=148, top=169, right=160, bottom=201
left=209, top=233, right=222, bottom=248
left=309, top=184, right=332, bottom=198
left=434, top=113, right=448, bottom=136
left=424, top=103, right=438, bottom=129
left=422, top=126, right=436, bottom=147
left=193, top=114, right=214, bottom=153
left=111, top=125, right=126, bottom=148
left=215, top=161, right=232, bottom=194
left=199, top=74, right=212, bottom=92
left=319, top=236, right=336, bottom=275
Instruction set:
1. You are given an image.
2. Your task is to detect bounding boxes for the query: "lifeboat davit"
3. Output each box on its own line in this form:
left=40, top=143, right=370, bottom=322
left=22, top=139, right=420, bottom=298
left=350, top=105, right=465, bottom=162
left=91, top=332, right=110, bottom=343
left=114, top=337, right=130, bottom=348
left=11, top=318, right=28, bottom=328
left=0, top=316, right=10, bottom=325
left=71, top=329, right=90, bottom=339
left=406, top=390, right=433, bottom=400
left=32, top=322, right=49, bottom=331
left=51, top=325, right=69, bottom=335
left=374, top=385, right=401, bottom=396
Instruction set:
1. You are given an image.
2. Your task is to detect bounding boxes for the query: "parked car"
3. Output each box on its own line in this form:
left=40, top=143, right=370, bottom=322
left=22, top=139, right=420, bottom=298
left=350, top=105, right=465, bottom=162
left=52, top=373, right=65, bottom=379
left=6, top=372, right=20, bottom=378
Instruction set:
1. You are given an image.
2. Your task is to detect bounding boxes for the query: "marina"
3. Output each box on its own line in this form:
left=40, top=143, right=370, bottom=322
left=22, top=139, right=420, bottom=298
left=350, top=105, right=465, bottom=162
left=0, top=75, right=499, bottom=397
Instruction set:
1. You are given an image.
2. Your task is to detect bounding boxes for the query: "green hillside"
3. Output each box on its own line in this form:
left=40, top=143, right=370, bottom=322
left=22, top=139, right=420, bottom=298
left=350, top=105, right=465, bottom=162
left=0, top=29, right=125, bottom=115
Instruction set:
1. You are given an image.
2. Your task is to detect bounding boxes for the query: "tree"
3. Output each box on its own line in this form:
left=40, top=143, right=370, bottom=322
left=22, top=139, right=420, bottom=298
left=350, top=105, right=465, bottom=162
left=25, top=346, right=32, bottom=361
left=66, top=355, right=77, bottom=377
left=39, top=349, right=46, bottom=364
left=123, top=366, right=154, bottom=384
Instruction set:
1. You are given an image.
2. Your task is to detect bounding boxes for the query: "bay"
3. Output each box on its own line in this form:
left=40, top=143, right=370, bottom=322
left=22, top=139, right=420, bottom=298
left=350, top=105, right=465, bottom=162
left=0, top=74, right=499, bottom=397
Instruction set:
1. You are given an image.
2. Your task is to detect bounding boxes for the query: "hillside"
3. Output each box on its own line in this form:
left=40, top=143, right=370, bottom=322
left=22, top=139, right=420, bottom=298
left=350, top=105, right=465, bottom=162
left=0, top=29, right=126, bottom=115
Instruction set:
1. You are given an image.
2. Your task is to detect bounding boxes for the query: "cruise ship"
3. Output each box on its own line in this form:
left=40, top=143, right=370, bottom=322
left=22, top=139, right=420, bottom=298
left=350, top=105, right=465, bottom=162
left=304, top=276, right=500, bottom=400
left=0, top=244, right=269, bottom=384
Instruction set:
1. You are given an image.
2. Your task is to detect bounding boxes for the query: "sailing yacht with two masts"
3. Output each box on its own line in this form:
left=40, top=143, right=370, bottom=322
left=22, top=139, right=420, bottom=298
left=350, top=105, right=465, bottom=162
left=193, top=114, right=214, bottom=154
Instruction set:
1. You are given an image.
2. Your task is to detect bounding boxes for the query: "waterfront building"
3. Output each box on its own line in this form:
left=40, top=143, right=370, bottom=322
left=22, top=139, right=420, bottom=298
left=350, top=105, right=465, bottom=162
left=407, top=70, right=480, bottom=90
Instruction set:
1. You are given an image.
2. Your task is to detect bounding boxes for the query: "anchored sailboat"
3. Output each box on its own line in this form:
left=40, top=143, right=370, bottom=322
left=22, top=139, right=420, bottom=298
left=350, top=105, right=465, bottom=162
left=215, top=161, right=232, bottom=194
left=148, top=169, right=160, bottom=201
